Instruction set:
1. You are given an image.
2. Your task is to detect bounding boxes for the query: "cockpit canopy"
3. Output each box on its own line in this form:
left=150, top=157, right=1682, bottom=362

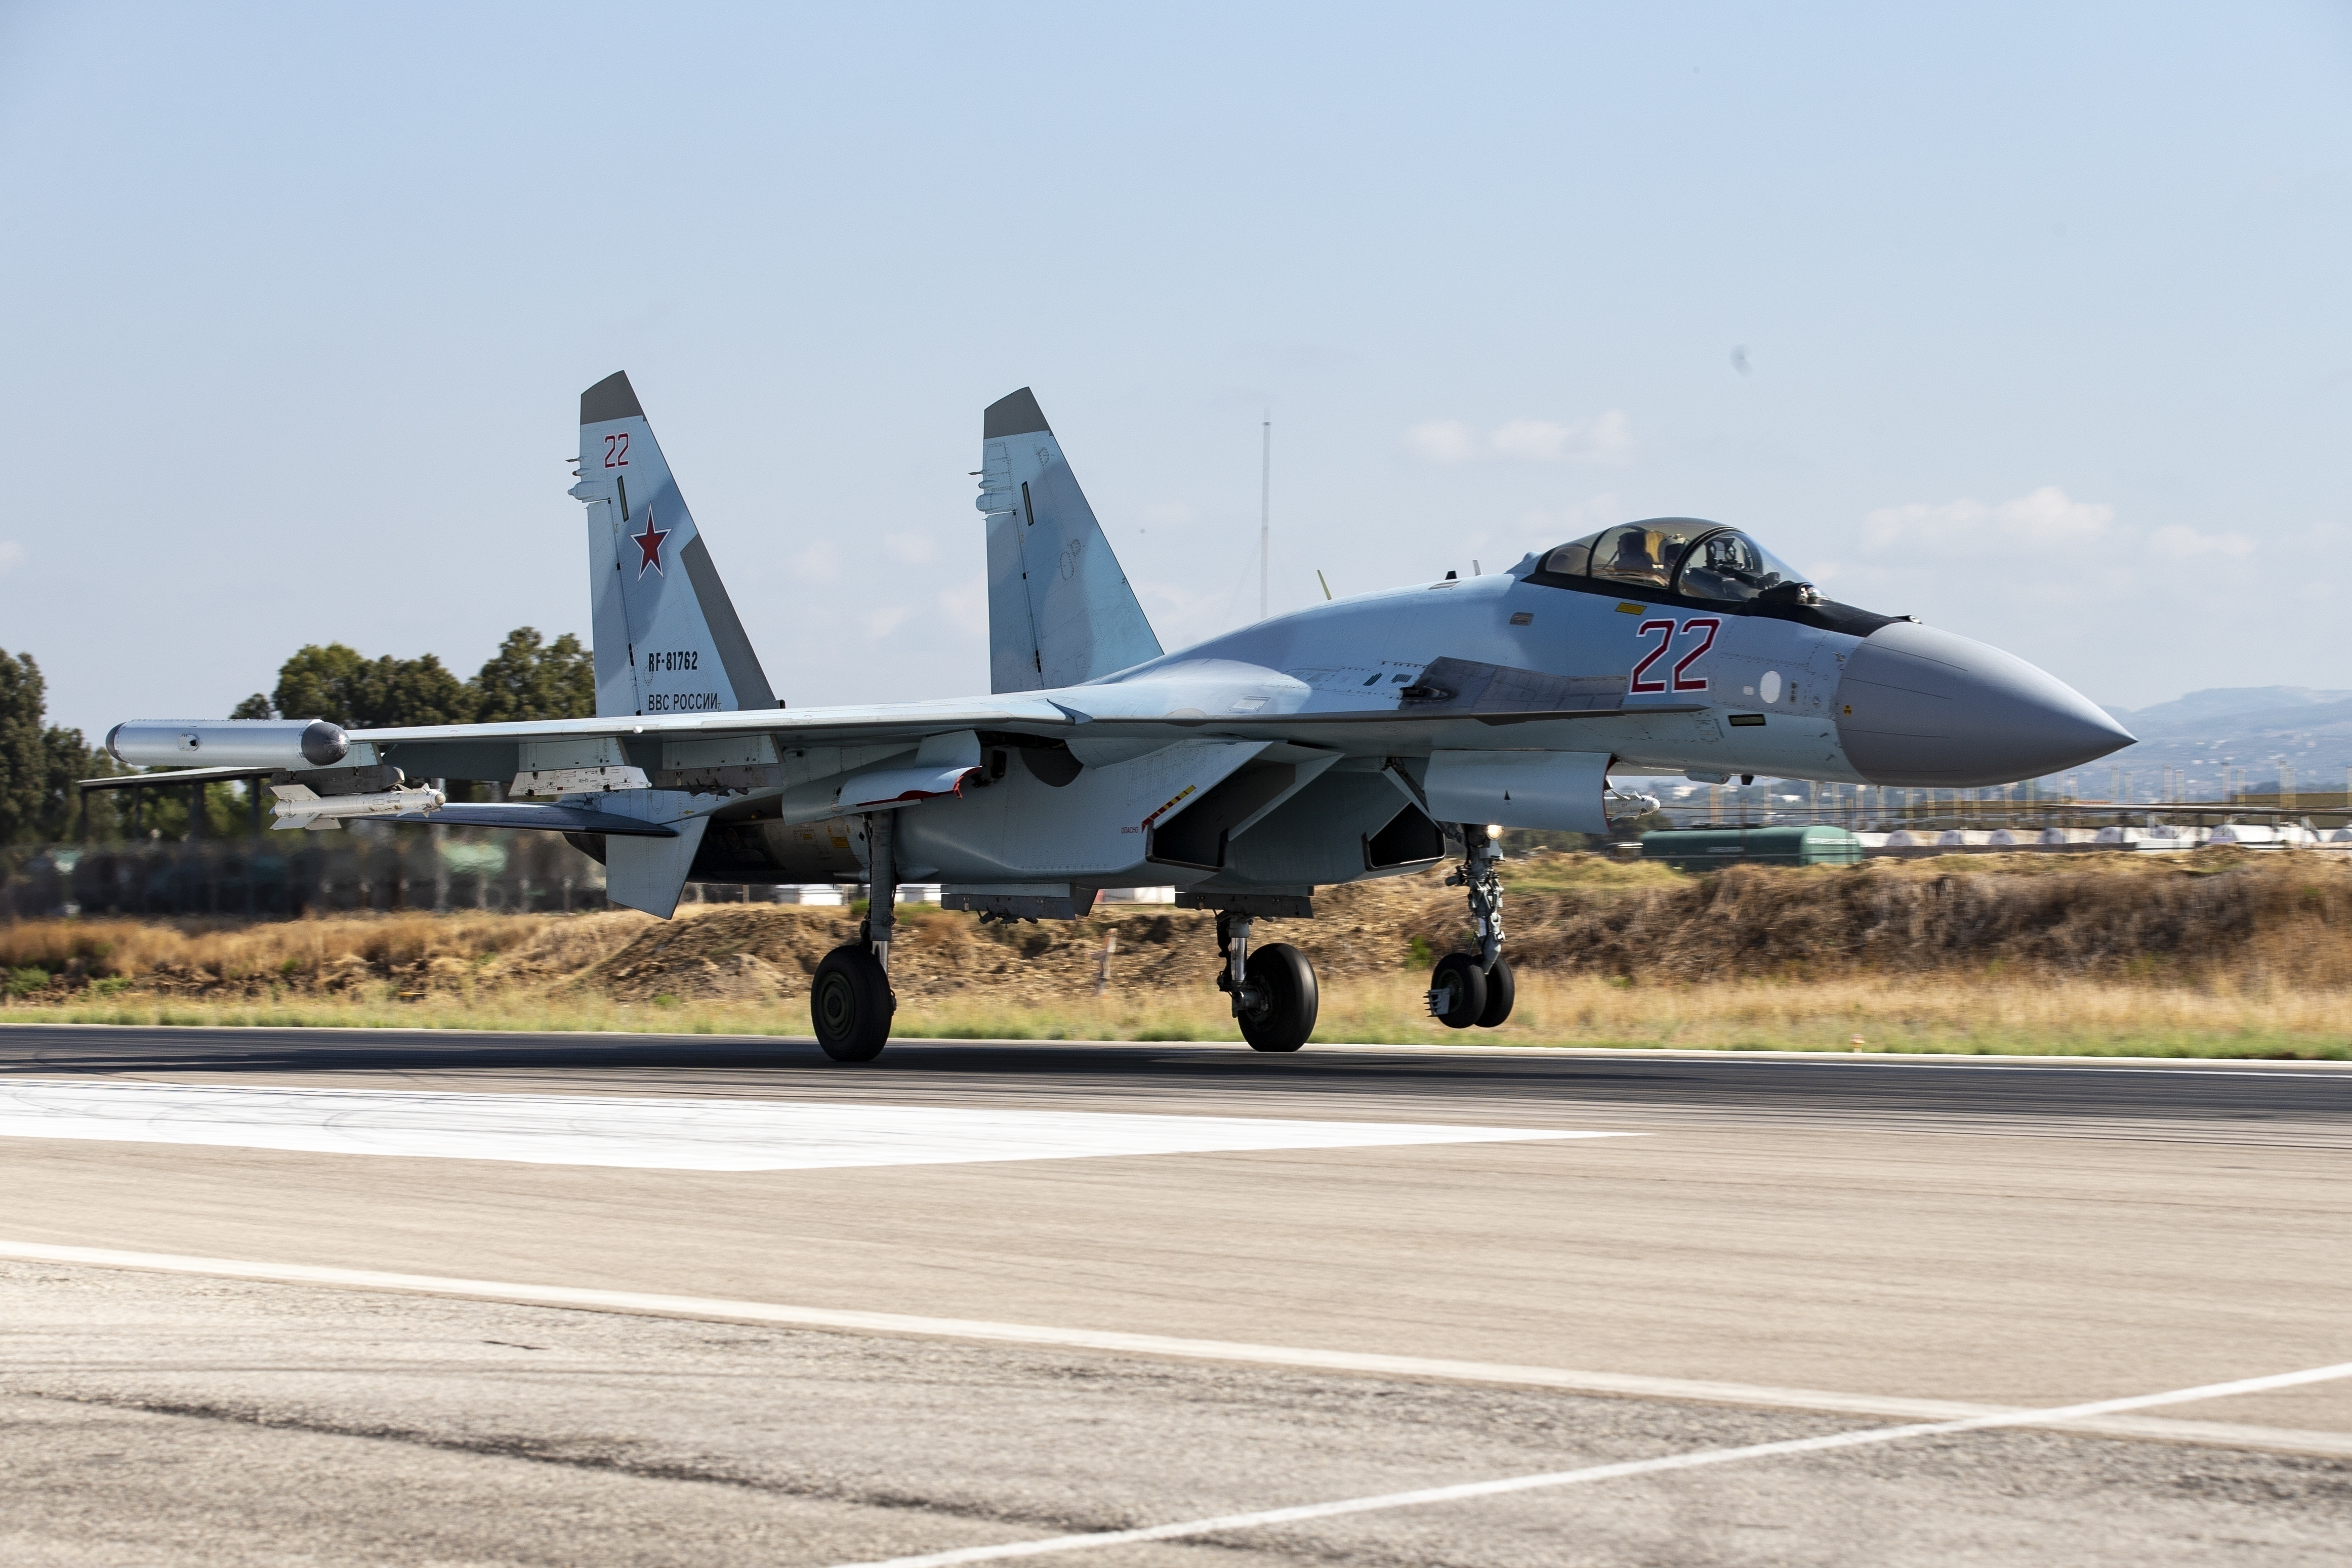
left=1538, top=518, right=1817, bottom=607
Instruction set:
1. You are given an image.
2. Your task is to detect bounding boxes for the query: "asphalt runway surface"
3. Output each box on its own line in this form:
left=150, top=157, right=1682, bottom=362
left=3, top=1025, right=2349, bottom=1566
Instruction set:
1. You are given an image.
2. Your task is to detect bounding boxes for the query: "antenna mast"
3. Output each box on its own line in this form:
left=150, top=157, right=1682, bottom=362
left=1259, top=415, right=1270, bottom=621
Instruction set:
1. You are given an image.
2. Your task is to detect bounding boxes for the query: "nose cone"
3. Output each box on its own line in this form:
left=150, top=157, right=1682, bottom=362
left=1834, top=622, right=2133, bottom=788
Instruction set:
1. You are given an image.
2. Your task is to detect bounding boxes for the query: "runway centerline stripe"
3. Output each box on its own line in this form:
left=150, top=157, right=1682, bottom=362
left=1, top=1240, right=2343, bottom=1462
left=0, top=1080, right=1621, bottom=1171
left=821, top=1359, right=2352, bottom=1568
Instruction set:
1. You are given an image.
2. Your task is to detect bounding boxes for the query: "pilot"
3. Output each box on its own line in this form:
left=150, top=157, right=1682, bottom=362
left=1606, top=529, right=1660, bottom=584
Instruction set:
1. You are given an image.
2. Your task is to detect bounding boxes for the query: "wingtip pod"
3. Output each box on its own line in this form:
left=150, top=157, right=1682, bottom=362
left=983, top=387, right=1051, bottom=439
left=106, top=719, right=348, bottom=770
left=581, top=370, right=643, bottom=426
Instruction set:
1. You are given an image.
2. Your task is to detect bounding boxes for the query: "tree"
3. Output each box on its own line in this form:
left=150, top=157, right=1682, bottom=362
left=0, top=650, right=51, bottom=844
left=241, top=630, right=594, bottom=728
left=263, top=642, right=368, bottom=725
left=250, top=643, right=478, bottom=729
left=0, top=649, right=114, bottom=844
left=470, top=628, right=597, bottom=723
left=374, top=651, right=474, bottom=728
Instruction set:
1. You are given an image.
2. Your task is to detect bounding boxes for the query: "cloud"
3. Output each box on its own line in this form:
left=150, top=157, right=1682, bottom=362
left=1803, top=492, right=2349, bottom=711
left=1407, top=412, right=1632, bottom=465
left=1861, top=486, right=2114, bottom=553
left=1514, top=494, right=1623, bottom=542
left=936, top=583, right=988, bottom=636
left=2148, top=523, right=2255, bottom=559
left=792, top=539, right=844, bottom=583
left=0, top=542, right=21, bottom=573
left=1406, top=420, right=1480, bottom=463
left=1488, top=419, right=1577, bottom=460
left=885, top=530, right=936, bottom=565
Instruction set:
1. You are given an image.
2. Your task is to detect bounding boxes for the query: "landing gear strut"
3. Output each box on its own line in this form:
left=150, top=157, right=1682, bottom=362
left=1216, top=910, right=1318, bottom=1052
left=812, top=811, right=897, bottom=1062
left=1428, top=823, right=1514, bottom=1029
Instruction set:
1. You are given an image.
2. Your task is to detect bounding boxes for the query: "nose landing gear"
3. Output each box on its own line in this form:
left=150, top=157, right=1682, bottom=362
left=1428, top=823, right=1515, bottom=1030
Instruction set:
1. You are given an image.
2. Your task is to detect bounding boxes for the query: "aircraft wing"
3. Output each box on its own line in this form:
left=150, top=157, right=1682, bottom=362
left=352, top=695, right=1072, bottom=750
left=349, top=698, right=1694, bottom=751
left=77, top=764, right=278, bottom=790
left=1066, top=702, right=1706, bottom=740
left=350, top=694, right=1697, bottom=785
left=348, top=651, right=1694, bottom=781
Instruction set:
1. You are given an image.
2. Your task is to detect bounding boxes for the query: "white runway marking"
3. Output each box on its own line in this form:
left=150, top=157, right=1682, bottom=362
left=2, top=1240, right=2343, bottom=1461
left=0, top=1080, right=1617, bottom=1171
left=825, top=1359, right=2352, bottom=1568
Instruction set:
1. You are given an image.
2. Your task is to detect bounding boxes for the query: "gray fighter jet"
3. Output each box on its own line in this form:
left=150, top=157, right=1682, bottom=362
left=106, top=373, right=2133, bottom=1059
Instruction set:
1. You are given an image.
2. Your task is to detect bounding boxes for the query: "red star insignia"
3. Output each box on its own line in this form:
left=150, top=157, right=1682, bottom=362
left=631, top=509, right=670, bottom=577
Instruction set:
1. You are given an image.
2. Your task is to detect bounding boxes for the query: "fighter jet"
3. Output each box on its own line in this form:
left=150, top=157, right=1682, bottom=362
left=105, top=373, right=2133, bottom=1059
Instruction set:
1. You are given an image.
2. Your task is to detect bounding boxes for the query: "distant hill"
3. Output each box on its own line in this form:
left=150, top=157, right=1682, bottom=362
left=2087, top=687, right=2352, bottom=801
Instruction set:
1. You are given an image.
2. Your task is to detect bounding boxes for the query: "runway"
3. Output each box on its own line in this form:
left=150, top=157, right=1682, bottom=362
left=3, top=1025, right=2348, bottom=1565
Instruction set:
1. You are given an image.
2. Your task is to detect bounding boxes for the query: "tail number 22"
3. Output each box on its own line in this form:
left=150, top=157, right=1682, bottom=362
left=1631, top=617, right=1720, bottom=693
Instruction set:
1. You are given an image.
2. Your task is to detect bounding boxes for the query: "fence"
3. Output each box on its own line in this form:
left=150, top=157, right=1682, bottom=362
left=0, top=827, right=608, bottom=921
left=1658, top=788, right=2352, bottom=836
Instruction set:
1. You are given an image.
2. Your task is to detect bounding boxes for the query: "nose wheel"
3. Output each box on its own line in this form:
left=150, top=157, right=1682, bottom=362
left=1475, top=953, right=1515, bottom=1026
left=1428, top=824, right=1516, bottom=1030
left=1428, top=951, right=1486, bottom=1028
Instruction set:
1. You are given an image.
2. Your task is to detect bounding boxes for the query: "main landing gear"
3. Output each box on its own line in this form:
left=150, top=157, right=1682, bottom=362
left=812, top=811, right=898, bottom=1062
left=1216, top=909, right=1319, bottom=1052
left=1427, top=824, right=1515, bottom=1030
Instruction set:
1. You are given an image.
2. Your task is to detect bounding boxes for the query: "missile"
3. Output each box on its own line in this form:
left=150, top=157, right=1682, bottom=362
left=1603, top=786, right=1662, bottom=821
left=270, top=781, right=445, bottom=832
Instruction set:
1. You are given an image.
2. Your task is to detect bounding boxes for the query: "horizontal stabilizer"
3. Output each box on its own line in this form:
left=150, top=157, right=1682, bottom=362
left=605, top=815, right=711, bottom=918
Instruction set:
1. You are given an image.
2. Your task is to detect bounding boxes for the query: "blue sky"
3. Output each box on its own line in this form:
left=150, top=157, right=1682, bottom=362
left=3, top=2, right=2347, bottom=736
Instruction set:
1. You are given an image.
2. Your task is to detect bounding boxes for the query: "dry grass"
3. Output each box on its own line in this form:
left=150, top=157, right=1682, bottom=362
left=4, top=849, right=2349, bottom=1058
left=13, top=973, right=2343, bottom=1059
left=0, top=910, right=650, bottom=999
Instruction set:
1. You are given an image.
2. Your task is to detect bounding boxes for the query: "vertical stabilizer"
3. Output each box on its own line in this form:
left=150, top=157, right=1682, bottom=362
left=572, top=372, right=775, bottom=718
left=977, top=389, right=1161, bottom=693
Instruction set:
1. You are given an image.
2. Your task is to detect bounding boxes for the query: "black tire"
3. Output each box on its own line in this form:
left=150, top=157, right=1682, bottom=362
left=1476, top=954, right=1516, bottom=1028
left=811, top=944, right=894, bottom=1062
left=1429, top=952, right=1487, bottom=1030
left=1239, top=942, right=1318, bottom=1052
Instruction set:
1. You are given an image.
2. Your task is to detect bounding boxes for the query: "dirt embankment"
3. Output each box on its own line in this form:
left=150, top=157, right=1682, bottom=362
left=1487, top=851, right=2352, bottom=986
left=2, top=849, right=2347, bottom=1005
